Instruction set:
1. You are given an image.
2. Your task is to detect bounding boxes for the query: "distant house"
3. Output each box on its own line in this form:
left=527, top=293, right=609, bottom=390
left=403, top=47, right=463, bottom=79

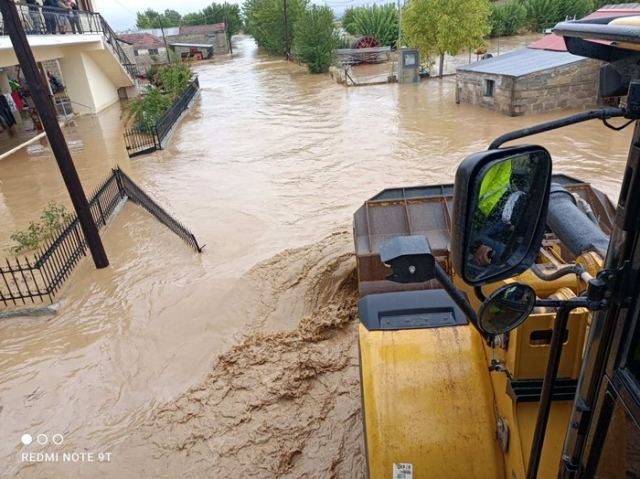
left=118, top=33, right=166, bottom=65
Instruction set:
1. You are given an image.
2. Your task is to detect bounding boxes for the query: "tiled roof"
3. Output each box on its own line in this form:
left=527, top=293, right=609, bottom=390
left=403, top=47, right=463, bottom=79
left=178, top=23, right=225, bottom=35
left=117, top=33, right=164, bottom=50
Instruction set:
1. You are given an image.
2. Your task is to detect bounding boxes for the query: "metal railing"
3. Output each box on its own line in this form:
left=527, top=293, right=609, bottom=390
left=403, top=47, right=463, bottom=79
left=0, top=168, right=202, bottom=308
left=156, top=77, right=200, bottom=144
left=0, top=2, right=137, bottom=79
left=123, top=77, right=200, bottom=157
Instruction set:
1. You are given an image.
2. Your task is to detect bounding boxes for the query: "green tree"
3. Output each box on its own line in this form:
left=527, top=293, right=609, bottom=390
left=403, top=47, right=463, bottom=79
left=403, top=0, right=490, bottom=76
left=243, top=0, right=308, bottom=56
left=489, top=0, right=527, bottom=37
left=293, top=5, right=337, bottom=73
left=351, top=4, right=398, bottom=47
left=341, top=7, right=357, bottom=35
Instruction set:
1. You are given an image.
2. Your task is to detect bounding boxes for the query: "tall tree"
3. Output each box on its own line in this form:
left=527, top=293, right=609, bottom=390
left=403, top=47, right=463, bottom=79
left=243, top=0, right=308, bottom=56
left=293, top=5, right=337, bottom=73
left=403, top=0, right=490, bottom=75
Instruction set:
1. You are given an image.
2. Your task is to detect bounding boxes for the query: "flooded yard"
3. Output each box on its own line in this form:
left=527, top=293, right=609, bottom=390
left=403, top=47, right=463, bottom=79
left=0, top=35, right=633, bottom=477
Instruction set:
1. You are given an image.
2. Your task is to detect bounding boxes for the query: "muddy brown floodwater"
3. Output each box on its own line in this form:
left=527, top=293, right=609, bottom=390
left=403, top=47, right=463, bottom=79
left=0, top=35, right=633, bottom=478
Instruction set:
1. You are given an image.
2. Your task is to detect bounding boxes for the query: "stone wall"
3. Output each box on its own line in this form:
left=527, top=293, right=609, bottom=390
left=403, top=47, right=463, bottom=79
left=456, top=59, right=601, bottom=116
left=456, top=71, right=516, bottom=115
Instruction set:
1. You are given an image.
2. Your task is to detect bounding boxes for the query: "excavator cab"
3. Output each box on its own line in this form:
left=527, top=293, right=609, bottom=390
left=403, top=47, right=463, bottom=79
left=354, top=15, right=640, bottom=479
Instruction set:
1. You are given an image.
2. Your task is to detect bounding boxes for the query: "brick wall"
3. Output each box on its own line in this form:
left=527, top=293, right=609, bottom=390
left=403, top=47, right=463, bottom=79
left=456, top=59, right=600, bottom=116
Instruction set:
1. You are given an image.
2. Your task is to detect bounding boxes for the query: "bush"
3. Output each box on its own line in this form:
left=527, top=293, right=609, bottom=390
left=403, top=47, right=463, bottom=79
left=490, top=0, right=527, bottom=36
left=157, top=62, right=193, bottom=100
left=130, top=87, right=172, bottom=132
left=10, top=202, right=73, bottom=253
left=293, top=5, right=337, bottom=73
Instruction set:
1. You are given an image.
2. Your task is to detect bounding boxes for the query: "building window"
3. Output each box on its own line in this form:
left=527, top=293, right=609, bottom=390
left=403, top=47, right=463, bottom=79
left=133, top=50, right=139, bottom=56
left=484, top=79, right=495, bottom=98
left=148, top=48, right=159, bottom=55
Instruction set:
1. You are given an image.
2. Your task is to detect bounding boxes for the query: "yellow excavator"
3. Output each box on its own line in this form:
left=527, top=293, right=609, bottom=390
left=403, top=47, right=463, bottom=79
left=353, top=16, right=640, bottom=479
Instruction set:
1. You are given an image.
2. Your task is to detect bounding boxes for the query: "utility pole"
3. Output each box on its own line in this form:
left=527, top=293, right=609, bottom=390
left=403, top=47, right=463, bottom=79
left=397, top=0, right=402, bottom=49
left=224, top=12, right=233, bottom=55
left=283, top=0, right=290, bottom=60
left=159, top=17, right=172, bottom=63
left=0, top=0, right=108, bottom=268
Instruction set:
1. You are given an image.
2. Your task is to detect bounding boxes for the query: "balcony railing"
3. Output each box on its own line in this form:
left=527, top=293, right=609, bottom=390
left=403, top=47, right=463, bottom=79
left=0, top=2, right=138, bottom=78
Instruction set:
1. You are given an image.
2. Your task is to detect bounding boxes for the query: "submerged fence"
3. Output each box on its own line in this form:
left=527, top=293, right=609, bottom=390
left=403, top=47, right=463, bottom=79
left=0, top=169, right=202, bottom=308
left=124, top=77, right=200, bottom=158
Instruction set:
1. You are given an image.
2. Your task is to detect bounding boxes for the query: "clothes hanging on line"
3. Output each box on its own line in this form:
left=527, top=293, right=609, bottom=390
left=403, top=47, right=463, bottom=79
left=0, top=95, right=17, bottom=128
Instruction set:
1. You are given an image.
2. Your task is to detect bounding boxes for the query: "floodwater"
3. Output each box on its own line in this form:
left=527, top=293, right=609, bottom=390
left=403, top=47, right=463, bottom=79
left=0, top=35, right=633, bottom=478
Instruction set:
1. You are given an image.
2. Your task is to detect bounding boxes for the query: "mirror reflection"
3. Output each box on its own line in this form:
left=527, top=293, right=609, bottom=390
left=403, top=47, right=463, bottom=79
left=465, top=151, right=551, bottom=283
left=479, top=283, right=536, bottom=335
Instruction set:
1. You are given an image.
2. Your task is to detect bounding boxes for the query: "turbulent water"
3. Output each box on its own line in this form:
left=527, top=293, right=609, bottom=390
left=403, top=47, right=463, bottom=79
left=0, top=35, right=633, bottom=477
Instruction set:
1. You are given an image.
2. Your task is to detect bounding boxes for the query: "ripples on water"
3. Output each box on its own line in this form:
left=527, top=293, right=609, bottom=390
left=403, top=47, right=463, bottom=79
left=0, top=35, right=632, bottom=477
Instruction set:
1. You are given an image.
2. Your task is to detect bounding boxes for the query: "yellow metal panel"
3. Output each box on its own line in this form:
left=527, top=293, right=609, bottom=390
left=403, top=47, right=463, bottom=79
left=359, top=323, right=504, bottom=478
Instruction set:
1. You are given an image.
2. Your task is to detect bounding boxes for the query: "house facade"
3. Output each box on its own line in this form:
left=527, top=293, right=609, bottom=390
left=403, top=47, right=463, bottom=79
left=117, top=33, right=167, bottom=67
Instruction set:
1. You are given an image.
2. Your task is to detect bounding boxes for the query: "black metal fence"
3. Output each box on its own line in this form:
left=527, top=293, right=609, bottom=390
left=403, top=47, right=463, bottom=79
left=0, top=168, right=202, bottom=308
left=123, top=77, right=200, bottom=158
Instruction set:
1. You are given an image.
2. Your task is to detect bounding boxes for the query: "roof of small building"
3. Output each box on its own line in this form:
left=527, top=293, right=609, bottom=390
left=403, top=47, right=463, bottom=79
left=456, top=48, right=587, bottom=77
left=178, top=23, right=225, bottom=35
left=117, top=32, right=164, bottom=50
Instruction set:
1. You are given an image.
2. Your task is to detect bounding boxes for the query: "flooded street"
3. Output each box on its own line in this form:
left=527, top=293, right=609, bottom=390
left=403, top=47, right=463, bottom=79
left=0, top=35, right=633, bottom=477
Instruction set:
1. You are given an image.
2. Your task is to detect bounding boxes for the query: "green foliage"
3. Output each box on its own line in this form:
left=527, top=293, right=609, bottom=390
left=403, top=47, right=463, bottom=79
left=351, top=4, right=398, bottom=47
left=341, top=7, right=357, bottom=35
left=243, top=0, right=308, bottom=55
left=523, top=0, right=594, bottom=31
left=403, top=0, right=490, bottom=64
left=135, top=8, right=181, bottom=29
left=10, top=202, right=73, bottom=253
left=293, top=5, right=337, bottom=73
left=489, top=0, right=527, bottom=37
left=131, top=62, right=194, bottom=131
left=130, top=87, right=173, bottom=132
left=157, top=62, right=193, bottom=100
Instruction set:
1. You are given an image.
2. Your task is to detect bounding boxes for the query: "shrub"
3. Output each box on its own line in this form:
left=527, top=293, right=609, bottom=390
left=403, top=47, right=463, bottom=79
left=293, top=5, right=337, bottom=73
left=243, top=0, right=308, bottom=56
left=130, top=87, right=172, bottom=132
left=157, top=62, right=193, bottom=100
left=490, top=0, right=527, bottom=36
left=10, top=202, right=73, bottom=253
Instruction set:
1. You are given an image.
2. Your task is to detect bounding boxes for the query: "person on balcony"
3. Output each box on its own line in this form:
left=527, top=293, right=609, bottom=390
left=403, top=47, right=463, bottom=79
left=43, top=0, right=58, bottom=34
left=26, top=0, right=44, bottom=34
left=57, top=0, right=70, bottom=33
left=67, top=0, right=82, bottom=34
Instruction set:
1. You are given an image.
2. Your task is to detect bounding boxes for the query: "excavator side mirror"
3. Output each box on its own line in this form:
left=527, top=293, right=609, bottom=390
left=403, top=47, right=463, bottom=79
left=451, top=145, right=552, bottom=286
left=478, top=283, right=536, bottom=335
